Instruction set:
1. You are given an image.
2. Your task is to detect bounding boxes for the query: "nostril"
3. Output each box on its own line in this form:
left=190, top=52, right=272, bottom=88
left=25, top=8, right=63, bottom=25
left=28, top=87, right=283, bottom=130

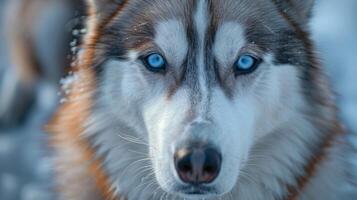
left=175, top=149, right=193, bottom=182
left=178, top=161, right=192, bottom=174
left=181, top=164, right=192, bottom=173
left=174, top=147, right=221, bottom=184
left=204, top=165, right=215, bottom=174
left=202, top=148, right=221, bottom=183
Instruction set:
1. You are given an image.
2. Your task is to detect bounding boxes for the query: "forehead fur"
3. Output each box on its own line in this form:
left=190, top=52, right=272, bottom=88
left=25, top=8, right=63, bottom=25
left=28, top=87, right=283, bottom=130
left=99, top=0, right=291, bottom=52
left=94, top=0, right=311, bottom=78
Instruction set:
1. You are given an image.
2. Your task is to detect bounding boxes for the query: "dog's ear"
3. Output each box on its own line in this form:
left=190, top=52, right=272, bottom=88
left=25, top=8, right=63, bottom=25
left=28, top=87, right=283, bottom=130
left=87, top=0, right=127, bottom=22
left=273, top=0, right=315, bottom=26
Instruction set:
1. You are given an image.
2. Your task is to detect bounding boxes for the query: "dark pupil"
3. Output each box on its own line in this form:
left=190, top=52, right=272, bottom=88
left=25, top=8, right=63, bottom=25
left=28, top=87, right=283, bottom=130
left=153, top=56, right=160, bottom=62
left=149, top=55, right=163, bottom=67
left=241, top=58, right=250, bottom=65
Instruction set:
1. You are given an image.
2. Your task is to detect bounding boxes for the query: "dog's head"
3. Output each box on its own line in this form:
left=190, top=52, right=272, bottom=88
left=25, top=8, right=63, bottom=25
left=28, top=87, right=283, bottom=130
left=87, top=0, right=316, bottom=198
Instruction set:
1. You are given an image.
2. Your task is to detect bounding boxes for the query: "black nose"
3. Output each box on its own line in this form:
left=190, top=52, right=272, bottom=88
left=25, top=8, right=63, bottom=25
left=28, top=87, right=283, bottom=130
left=174, top=147, right=221, bottom=184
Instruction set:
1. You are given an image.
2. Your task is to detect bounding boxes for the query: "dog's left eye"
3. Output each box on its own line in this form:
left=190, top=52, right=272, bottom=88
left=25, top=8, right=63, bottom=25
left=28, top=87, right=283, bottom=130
left=234, top=54, right=261, bottom=75
left=143, top=53, right=166, bottom=72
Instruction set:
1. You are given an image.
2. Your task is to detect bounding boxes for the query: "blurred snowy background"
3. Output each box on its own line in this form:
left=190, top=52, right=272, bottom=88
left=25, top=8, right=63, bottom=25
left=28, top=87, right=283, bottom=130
left=0, top=0, right=356, bottom=200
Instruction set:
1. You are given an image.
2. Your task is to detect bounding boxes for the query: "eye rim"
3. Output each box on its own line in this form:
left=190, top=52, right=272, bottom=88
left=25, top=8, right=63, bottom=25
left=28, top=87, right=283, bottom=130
left=141, top=53, right=167, bottom=73
left=233, top=54, right=262, bottom=76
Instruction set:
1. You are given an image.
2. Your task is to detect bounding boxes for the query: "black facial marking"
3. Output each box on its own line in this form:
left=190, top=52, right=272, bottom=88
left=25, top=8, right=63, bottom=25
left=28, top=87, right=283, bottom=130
left=184, top=7, right=201, bottom=108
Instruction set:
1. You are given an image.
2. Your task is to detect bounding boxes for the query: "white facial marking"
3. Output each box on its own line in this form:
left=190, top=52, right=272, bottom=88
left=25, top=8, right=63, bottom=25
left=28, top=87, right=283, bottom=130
left=194, top=0, right=210, bottom=117
left=142, top=88, right=191, bottom=190
left=252, top=56, right=306, bottom=140
left=209, top=87, right=256, bottom=192
left=214, top=22, right=246, bottom=67
left=154, top=19, right=188, bottom=67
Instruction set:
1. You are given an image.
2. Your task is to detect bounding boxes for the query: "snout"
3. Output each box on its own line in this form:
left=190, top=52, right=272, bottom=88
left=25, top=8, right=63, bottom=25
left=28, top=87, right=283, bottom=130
left=174, top=146, right=222, bottom=185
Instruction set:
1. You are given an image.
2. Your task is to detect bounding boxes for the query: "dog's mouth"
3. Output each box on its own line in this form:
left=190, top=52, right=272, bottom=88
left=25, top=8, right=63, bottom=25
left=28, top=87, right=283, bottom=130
left=173, top=185, right=220, bottom=198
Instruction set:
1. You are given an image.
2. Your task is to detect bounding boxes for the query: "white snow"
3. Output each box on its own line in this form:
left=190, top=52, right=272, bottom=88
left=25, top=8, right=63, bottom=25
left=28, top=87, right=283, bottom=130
left=59, top=72, right=79, bottom=103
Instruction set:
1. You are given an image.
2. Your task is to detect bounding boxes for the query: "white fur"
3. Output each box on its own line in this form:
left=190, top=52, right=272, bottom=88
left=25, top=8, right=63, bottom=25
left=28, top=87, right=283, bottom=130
left=213, top=22, right=246, bottom=68
left=154, top=20, right=188, bottom=68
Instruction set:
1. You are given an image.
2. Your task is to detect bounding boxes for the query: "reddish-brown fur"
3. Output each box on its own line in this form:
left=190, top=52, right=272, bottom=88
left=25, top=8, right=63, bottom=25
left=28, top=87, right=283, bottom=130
left=49, top=11, right=114, bottom=200
left=47, top=2, right=134, bottom=199
left=274, top=5, right=345, bottom=199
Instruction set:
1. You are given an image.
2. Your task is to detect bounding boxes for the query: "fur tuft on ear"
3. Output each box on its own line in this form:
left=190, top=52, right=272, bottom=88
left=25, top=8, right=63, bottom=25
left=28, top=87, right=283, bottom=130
left=87, top=0, right=127, bottom=22
left=273, top=0, right=315, bottom=26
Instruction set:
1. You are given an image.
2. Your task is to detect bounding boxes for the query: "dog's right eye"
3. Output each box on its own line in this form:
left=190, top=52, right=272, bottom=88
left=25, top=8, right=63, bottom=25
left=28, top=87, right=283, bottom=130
left=233, top=54, right=261, bottom=75
left=142, top=53, right=166, bottom=72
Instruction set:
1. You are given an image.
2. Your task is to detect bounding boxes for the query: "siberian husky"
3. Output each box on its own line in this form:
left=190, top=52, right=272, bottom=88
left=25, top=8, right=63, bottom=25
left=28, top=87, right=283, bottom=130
left=49, top=0, right=356, bottom=199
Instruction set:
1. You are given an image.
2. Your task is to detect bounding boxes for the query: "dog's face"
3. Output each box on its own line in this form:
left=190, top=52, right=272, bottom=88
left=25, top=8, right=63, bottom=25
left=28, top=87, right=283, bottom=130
left=91, top=0, right=314, bottom=198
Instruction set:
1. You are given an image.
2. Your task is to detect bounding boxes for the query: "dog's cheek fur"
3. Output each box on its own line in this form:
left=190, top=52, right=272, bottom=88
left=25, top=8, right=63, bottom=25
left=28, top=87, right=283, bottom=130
left=100, top=59, right=148, bottom=130
left=251, top=57, right=305, bottom=141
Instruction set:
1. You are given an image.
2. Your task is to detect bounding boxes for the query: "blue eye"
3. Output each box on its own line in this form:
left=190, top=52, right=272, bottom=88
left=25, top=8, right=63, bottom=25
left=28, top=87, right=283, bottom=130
left=144, top=53, right=166, bottom=72
left=234, top=54, right=260, bottom=75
